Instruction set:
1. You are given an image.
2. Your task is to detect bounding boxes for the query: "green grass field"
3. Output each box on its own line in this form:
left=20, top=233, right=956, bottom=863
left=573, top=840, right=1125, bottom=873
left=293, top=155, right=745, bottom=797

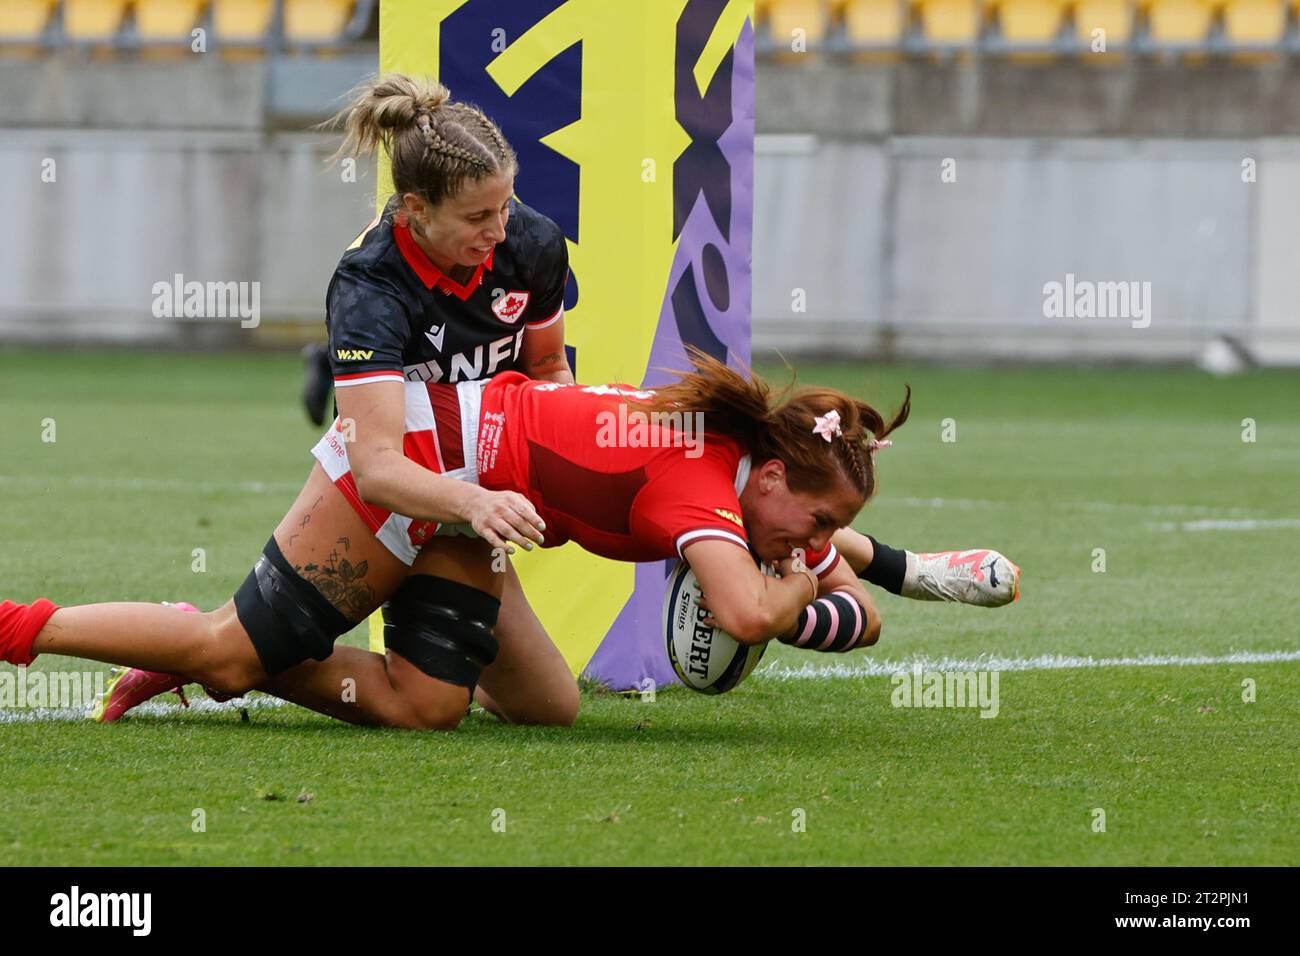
left=2, top=349, right=1297, bottom=865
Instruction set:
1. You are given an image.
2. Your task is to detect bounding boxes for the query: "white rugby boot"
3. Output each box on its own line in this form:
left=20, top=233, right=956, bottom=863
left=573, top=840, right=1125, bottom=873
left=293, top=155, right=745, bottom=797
left=902, top=550, right=1021, bottom=607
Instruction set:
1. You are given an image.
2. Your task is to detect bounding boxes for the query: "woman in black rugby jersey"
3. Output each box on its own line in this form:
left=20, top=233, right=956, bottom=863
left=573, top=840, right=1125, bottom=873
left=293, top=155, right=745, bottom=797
left=305, top=75, right=580, bottom=725
left=303, top=75, right=581, bottom=725
left=96, top=74, right=585, bottom=727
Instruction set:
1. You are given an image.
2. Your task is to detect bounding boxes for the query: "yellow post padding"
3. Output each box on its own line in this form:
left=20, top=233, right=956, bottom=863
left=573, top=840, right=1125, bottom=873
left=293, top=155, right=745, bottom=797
left=372, top=0, right=753, bottom=675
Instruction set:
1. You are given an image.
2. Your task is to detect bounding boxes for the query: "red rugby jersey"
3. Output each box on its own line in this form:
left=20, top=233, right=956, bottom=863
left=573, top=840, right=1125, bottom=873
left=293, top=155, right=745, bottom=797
left=477, top=373, right=840, bottom=576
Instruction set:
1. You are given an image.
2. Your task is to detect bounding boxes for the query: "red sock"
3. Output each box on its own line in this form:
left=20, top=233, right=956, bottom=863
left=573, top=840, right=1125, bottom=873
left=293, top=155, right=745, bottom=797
left=0, top=599, right=61, bottom=666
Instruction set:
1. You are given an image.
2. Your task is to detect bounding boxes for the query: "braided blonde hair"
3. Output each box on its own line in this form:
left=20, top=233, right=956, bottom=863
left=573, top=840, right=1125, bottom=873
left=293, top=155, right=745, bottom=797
left=324, top=73, right=518, bottom=209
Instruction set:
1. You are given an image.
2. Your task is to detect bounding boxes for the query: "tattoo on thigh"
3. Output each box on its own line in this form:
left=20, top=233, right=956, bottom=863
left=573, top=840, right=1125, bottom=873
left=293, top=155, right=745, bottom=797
left=287, top=496, right=325, bottom=549
left=297, top=537, right=375, bottom=621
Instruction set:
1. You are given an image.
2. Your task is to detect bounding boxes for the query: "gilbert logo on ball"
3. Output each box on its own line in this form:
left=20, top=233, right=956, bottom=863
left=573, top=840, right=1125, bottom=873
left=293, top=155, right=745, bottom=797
left=492, top=289, right=530, bottom=323
left=663, top=561, right=768, bottom=695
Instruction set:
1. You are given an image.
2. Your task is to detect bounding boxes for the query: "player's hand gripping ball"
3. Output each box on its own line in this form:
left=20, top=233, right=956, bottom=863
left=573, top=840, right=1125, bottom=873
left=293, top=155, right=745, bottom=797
left=663, top=560, right=774, bottom=694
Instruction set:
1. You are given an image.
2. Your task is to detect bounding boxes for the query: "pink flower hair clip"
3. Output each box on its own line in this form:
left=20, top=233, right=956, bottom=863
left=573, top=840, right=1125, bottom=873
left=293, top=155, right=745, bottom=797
left=811, top=409, right=842, bottom=442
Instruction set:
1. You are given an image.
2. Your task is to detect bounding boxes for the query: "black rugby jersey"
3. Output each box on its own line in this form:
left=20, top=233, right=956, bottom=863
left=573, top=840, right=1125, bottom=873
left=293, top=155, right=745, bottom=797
left=326, top=196, right=568, bottom=390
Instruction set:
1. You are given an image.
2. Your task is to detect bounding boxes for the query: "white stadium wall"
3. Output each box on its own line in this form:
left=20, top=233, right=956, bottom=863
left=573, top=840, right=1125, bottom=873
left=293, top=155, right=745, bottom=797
left=0, top=129, right=376, bottom=349
left=3, top=57, right=1300, bottom=366
left=752, top=135, right=1299, bottom=366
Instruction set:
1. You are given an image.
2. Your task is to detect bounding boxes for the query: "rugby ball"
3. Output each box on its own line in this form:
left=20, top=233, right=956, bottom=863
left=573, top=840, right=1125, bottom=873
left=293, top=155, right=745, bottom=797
left=663, top=560, right=769, bottom=694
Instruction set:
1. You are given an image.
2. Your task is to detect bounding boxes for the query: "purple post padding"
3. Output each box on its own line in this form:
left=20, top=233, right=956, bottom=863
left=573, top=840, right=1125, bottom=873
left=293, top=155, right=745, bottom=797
left=584, top=15, right=755, bottom=691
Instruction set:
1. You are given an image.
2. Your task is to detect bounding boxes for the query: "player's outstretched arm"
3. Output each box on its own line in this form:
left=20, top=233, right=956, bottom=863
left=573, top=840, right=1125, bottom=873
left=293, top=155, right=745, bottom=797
left=337, top=379, right=545, bottom=552
left=682, top=540, right=819, bottom=646
left=809, top=557, right=881, bottom=648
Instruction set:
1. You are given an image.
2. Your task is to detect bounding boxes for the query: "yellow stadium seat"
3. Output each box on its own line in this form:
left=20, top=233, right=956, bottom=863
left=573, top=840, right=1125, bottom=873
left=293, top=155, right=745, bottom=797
left=920, top=0, right=981, bottom=43
left=136, top=0, right=207, bottom=40
left=64, top=0, right=130, bottom=41
left=768, top=0, right=830, bottom=51
left=284, top=0, right=354, bottom=43
left=213, top=0, right=274, bottom=43
left=1222, top=0, right=1286, bottom=44
left=997, top=0, right=1065, bottom=41
left=1146, top=0, right=1215, bottom=44
left=1074, top=0, right=1135, bottom=47
left=839, top=0, right=907, bottom=44
left=0, top=0, right=54, bottom=39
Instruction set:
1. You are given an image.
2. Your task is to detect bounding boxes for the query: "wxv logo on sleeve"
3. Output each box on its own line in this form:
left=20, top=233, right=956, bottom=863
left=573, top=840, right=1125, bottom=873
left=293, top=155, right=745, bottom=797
left=50, top=886, right=151, bottom=936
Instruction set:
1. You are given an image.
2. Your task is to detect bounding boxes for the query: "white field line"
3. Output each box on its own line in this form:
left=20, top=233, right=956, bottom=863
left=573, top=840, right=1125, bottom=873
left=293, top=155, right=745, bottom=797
left=755, top=649, right=1300, bottom=681
left=4, top=651, right=1298, bottom=723
left=1148, top=518, right=1300, bottom=533
left=0, top=693, right=287, bottom=725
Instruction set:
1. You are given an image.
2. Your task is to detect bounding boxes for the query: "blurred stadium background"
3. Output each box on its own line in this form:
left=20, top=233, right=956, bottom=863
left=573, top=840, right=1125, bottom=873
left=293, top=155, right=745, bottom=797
left=3, top=0, right=1299, bottom=367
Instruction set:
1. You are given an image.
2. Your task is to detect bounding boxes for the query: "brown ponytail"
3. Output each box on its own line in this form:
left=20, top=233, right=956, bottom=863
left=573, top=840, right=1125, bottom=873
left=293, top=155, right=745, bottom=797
left=634, top=348, right=910, bottom=501
left=323, top=72, right=518, bottom=209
